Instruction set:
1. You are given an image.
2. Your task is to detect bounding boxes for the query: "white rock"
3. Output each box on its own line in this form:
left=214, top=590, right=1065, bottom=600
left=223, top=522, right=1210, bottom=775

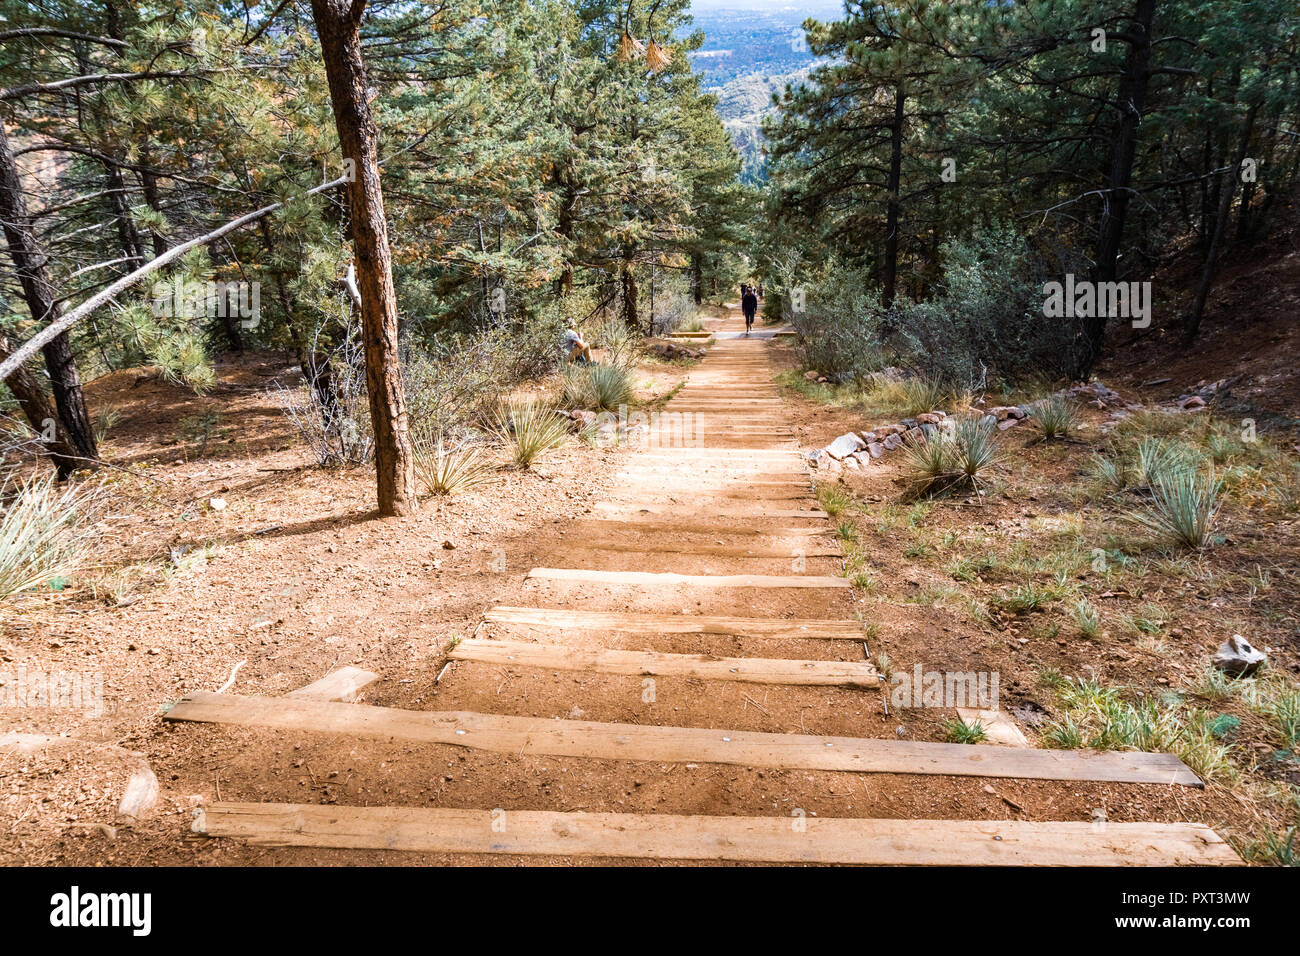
left=208, top=497, right=227, bottom=512
left=1211, top=634, right=1266, bottom=678
left=825, top=432, right=866, bottom=459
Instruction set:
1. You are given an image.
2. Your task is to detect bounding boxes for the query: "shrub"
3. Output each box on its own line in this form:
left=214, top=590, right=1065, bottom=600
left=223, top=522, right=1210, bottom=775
left=414, top=437, right=496, bottom=496
left=900, top=415, right=1001, bottom=497
left=0, top=474, right=96, bottom=601
left=1128, top=461, right=1222, bottom=549
left=562, top=364, right=633, bottom=411
left=494, top=400, right=569, bottom=468
left=1029, top=395, right=1079, bottom=440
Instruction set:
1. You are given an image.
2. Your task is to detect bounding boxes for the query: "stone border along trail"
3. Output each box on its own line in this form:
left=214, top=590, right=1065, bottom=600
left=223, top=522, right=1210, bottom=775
left=174, top=307, right=1240, bottom=865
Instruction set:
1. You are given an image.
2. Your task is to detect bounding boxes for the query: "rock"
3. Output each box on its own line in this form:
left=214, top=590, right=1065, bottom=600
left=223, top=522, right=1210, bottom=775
left=927, top=410, right=947, bottom=420
left=979, top=414, right=997, bottom=428
left=208, top=497, right=227, bottom=512
left=1212, top=634, right=1267, bottom=678
left=843, top=455, right=860, bottom=470
left=997, top=418, right=1020, bottom=431
left=817, top=376, right=828, bottom=383
left=1179, top=395, right=1207, bottom=409
left=442, top=540, right=456, bottom=550
left=882, top=433, right=902, bottom=451
left=905, top=427, right=924, bottom=442
left=805, top=448, right=826, bottom=464
left=920, top=423, right=938, bottom=438
left=900, top=418, right=919, bottom=430
left=915, top=412, right=942, bottom=425
left=572, top=410, right=597, bottom=427
left=990, top=405, right=1026, bottom=421
left=825, top=432, right=867, bottom=459
left=866, top=442, right=885, bottom=459
left=851, top=451, right=872, bottom=466
left=859, top=430, right=878, bottom=443
left=803, top=370, right=819, bottom=381
left=877, top=423, right=904, bottom=437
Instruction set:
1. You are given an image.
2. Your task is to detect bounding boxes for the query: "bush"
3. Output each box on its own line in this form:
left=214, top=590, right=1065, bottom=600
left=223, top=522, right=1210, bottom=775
left=900, top=415, right=1002, bottom=497
left=1128, top=461, right=1222, bottom=549
left=1029, top=395, right=1079, bottom=440
left=0, top=474, right=96, bottom=601
left=494, top=400, right=569, bottom=468
left=561, top=364, right=633, bottom=411
left=413, top=437, right=496, bottom=496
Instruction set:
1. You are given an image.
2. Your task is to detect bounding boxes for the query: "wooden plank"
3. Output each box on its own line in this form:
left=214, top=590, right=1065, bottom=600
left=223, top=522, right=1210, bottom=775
left=163, top=692, right=1205, bottom=786
left=288, top=666, right=379, bottom=703
left=565, top=541, right=840, bottom=558
left=450, top=638, right=877, bottom=687
left=591, top=503, right=826, bottom=519
left=483, top=607, right=865, bottom=639
left=195, top=803, right=1239, bottom=865
left=525, top=568, right=851, bottom=589
left=957, top=708, right=1031, bottom=748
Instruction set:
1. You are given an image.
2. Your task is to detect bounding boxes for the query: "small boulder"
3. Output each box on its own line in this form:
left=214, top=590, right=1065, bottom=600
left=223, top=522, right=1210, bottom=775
left=1179, top=395, right=1207, bottom=410
left=825, top=432, right=867, bottom=459
left=803, top=370, right=820, bottom=381
left=1211, top=634, right=1266, bottom=678
left=915, top=412, right=942, bottom=425
left=842, top=456, right=860, bottom=470
left=866, top=441, right=885, bottom=459
left=208, top=497, right=227, bottom=512
left=997, top=418, right=1020, bottom=431
left=882, top=433, right=903, bottom=451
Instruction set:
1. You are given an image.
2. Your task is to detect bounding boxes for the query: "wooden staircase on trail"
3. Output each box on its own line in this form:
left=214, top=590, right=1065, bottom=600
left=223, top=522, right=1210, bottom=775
left=168, top=311, right=1240, bottom=865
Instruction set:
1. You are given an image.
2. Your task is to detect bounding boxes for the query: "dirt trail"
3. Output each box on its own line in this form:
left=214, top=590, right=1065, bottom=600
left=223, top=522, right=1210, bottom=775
left=147, top=305, right=1238, bottom=865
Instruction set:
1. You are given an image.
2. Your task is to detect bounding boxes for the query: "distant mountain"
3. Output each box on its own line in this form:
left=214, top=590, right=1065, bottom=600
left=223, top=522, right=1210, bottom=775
left=683, top=3, right=837, bottom=180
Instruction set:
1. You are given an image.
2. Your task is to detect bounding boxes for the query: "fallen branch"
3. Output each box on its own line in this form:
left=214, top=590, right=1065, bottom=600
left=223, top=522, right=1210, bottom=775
left=0, top=175, right=349, bottom=385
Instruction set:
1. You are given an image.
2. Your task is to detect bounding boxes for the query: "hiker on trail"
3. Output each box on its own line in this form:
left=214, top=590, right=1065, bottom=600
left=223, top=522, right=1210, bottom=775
left=562, top=322, right=594, bottom=364
left=741, top=286, right=759, bottom=336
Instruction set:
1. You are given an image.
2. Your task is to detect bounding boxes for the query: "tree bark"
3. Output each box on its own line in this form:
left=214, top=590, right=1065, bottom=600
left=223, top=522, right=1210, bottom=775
left=1183, top=100, right=1259, bottom=343
left=621, top=258, right=639, bottom=330
left=0, top=336, right=83, bottom=476
left=690, top=251, right=703, bottom=305
left=309, top=0, right=416, bottom=516
left=0, top=119, right=99, bottom=467
left=1085, top=0, right=1156, bottom=373
left=882, top=84, right=905, bottom=308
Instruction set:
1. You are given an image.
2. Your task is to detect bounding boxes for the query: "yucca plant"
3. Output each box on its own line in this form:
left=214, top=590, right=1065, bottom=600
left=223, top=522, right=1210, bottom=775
left=494, top=400, right=570, bottom=468
left=1128, top=461, right=1222, bottom=548
left=414, top=437, right=496, bottom=496
left=0, top=474, right=96, bottom=601
left=899, top=431, right=951, bottom=496
left=562, top=363, right=632, bottom=411
left=1030, top=396, right=1079, bottom=440
left=1131, top=437, right=1185, bottom=488
left=947, top=415, right=1002, bottom=488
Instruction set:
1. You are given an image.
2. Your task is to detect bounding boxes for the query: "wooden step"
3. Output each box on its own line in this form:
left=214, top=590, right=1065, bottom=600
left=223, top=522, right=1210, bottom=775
left=449, top=638, right=876, bottom=687
left=484, top=607, right=865, bottom=638
left=525, top=568, right=851, bottom=589
left=562, top=541, right=840, bottom=558
left=194, top=803, right=1238, bottom=865
left=591, top=503, right=826, bottom=518
left=163, top=692, right=1204, bottom=786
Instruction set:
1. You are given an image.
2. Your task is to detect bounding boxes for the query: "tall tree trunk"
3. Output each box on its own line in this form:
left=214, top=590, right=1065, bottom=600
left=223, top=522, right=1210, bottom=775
left=0, top=120, right=99, bottom=466
left=309, top=0, right=416, bottom=517
left=103, top=158, right=143, bottom=268
left=621, top=258, right=639, bottom=330
left=690, top=251, right=703, bottom=305
left=1183, top=100, right=1260, bottom=343
left=1085, top=0, right=1157, bottom=374
left=0, top=336, right=83, bottom=477
left=882, top=84, right=905, bottom=308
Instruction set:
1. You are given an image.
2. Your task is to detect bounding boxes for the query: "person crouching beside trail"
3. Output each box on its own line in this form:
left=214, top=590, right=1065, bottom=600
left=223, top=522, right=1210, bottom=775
left=562, top=322, right=595, bottom=364
left=741, top=287, right=759, bottom=336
